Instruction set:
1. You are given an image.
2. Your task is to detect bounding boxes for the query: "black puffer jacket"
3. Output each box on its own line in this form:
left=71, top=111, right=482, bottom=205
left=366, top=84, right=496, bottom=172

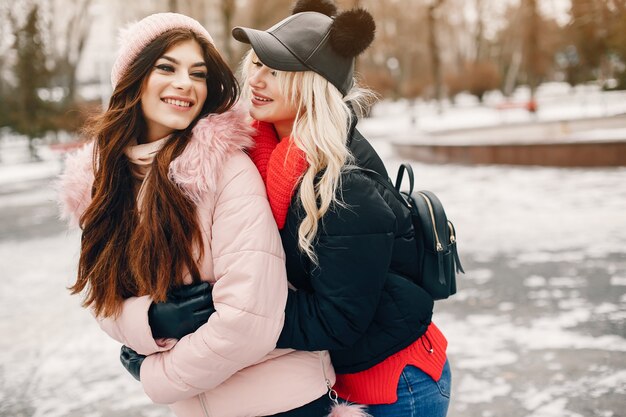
left=276, top=125, right=434, bottom=374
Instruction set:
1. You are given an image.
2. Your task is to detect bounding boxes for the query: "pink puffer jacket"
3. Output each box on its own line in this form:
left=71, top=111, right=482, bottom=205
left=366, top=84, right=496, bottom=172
left=58, top=107, right=334, bottom=417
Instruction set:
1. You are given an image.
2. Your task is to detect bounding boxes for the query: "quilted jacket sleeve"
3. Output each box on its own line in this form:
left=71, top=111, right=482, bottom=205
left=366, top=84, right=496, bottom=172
left=277, top=171, right=397, bottom=351
left=95, top=297, right=176, bottom=355
left=140, top=152, right=288, bottom=404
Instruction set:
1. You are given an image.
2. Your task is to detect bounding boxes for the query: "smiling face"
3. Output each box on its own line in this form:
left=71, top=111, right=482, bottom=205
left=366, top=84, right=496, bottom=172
left=246, top=55, right=298, bottom=139
left=140, top=39, right=208, bottom=142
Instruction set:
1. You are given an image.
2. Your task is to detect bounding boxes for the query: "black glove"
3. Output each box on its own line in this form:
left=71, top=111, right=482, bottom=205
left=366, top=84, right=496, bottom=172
left=148, top=281, right=215, bottom=339
left=120, top=345, right=146, bottom=381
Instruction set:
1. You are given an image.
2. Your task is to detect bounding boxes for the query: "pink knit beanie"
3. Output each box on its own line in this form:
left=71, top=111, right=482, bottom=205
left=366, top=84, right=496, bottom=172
left=110, top=12, right=215, bottom=88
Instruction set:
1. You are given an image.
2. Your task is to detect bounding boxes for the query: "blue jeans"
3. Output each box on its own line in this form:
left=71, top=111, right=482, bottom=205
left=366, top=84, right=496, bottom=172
left=366, top=360, right=451, bottom=417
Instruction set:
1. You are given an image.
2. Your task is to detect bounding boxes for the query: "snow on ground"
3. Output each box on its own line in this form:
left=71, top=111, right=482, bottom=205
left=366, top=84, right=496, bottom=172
left=360, top=83, right=626, bottom=141
left=0, top=133, right=66, bottom=188
left=0, top=232, right=157, bottom=417
left=1, top=90, right=625, bottom=417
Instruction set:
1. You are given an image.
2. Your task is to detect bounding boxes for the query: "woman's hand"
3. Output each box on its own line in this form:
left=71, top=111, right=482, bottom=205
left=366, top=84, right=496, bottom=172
left=120, top=345, right=146, bottom=381
left=148, top=281, right=215, bottom=339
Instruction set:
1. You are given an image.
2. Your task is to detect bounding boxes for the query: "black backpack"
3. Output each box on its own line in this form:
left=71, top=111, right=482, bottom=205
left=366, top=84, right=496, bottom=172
left=361, top=163, right=464, bottom=300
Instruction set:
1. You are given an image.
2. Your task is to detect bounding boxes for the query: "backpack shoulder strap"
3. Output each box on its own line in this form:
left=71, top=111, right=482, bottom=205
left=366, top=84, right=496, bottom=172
left=395, top=163, right=414, bottom=194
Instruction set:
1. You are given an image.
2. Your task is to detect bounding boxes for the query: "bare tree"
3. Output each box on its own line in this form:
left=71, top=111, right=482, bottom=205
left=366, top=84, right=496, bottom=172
left=231, top=0, right=291, bottom=65
left=427, top=0, right=445, bottom=112
left=0, top=2, right=14, bottom=158
left=501, top=5, right=524, bottom=96
left=474, top=0, right=485, bottom=61
left=47, top=0, right=93, bottom=103
left=356, top=0, right=432, bottom=99
left=523, top=0, right=539, bottom=106
left=568, top=0, right=615, bottom=85
left=13, top=3, right=51, bottom=160
left=245, top=0, right=292, bottom=29
left=173, top=0, right=207, bottom=18
left=0, top=2, right=13, bottom=98
left=221, top=0, right=236, bottom=66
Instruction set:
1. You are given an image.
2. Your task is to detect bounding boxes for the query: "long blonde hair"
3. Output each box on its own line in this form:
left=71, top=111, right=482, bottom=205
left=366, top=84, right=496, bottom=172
left=241, top=51, right=374, bottom=263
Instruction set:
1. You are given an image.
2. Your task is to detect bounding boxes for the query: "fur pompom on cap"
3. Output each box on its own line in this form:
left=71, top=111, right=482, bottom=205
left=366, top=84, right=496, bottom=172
left=329, top=8, right=376, bottom=58
left=291, top=0, right=337, bottom=16
left=328, top=402, right=372, bottom=417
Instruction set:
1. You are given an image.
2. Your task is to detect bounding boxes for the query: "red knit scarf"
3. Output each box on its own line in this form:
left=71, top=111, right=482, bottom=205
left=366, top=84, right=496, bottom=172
left=248, top=120, right=308, bottom=229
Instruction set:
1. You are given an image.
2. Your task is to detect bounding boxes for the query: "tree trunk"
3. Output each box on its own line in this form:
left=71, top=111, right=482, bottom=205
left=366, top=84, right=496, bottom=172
left=504, top=47, right=522, bottom=97
left=524, top=0, right=539, bottom=105
left=59, top=0, right=92, bottom=104
left=474, top=0, right=484, bottom=61
left=221, top=0, right=235, bottom=67
left=427, top=0, right=445, bottom=113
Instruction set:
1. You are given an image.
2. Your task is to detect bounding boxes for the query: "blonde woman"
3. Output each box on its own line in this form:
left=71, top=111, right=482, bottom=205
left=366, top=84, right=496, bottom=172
left=232, top=1, right=452, bottom=416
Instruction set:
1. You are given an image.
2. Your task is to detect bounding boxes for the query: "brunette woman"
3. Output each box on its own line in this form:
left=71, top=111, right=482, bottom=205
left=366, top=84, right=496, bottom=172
left=58, top=13, right=336, bottom=417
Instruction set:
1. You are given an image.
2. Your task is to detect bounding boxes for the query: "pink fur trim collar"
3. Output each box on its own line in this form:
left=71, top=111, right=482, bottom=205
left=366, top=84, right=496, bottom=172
left=57, top=107, right=254, bottom=227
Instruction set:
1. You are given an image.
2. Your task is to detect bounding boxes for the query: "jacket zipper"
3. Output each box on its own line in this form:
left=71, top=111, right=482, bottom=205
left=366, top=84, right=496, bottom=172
left=418, top=192, right=443, bottom=252
left=199, top=394, right=210, bottom=417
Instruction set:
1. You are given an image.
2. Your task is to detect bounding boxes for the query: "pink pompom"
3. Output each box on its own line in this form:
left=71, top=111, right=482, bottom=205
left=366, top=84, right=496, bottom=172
left=327, top=403, right=371, bottom=417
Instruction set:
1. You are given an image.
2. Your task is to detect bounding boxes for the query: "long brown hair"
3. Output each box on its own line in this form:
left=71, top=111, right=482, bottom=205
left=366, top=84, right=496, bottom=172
left=71, top=29, right=239, bottom=318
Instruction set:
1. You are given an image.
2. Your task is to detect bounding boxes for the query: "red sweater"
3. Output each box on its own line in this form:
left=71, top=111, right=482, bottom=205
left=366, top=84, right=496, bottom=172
left=248, top=120, right=448, bottom=405
left=334, top=323, right=447, bottom=404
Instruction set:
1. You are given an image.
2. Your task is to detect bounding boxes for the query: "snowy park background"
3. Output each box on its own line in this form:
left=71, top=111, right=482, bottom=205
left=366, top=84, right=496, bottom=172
left=2, top=0, right=626, bottom=413
left=1, top=84, right=625, bottom=417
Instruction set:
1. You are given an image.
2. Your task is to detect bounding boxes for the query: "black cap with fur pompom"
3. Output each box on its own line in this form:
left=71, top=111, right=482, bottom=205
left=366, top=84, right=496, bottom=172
left=330, top=8, right=375, bottom=58
left=232, top=0, right=376, bottom=95
left=291, top=0, right=337, bottom=17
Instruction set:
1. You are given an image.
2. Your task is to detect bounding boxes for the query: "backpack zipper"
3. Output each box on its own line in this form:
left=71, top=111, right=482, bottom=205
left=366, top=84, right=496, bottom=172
left=448, top=220, right=465, bottom=274
left=447, top=220, right=456, bottom=243
left=418, top=192, right=443, bottom=252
